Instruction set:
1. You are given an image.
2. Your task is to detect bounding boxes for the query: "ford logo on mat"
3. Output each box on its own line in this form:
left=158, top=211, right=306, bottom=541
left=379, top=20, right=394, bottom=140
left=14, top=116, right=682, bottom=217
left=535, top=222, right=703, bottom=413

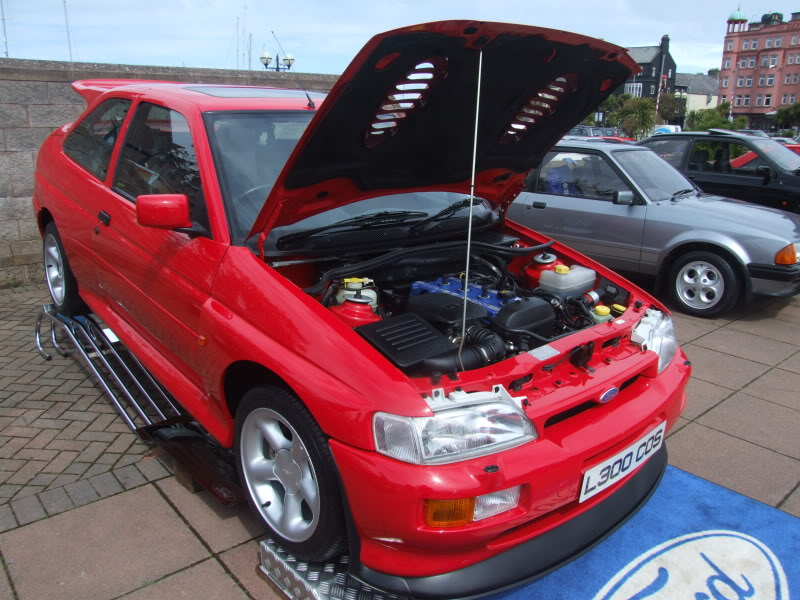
left=599, top=387, right=619, bottom=404
left=593, top=530, right=788, bottom=600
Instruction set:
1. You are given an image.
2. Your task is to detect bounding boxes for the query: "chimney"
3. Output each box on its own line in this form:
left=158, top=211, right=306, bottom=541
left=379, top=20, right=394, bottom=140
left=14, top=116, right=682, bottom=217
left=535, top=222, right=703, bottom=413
left=660, top=34, right=670, bottom=52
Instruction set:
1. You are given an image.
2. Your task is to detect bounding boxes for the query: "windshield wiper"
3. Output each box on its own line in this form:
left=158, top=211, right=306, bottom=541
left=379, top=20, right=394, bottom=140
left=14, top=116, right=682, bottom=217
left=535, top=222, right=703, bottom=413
left=276, top=210, right=428, bottom=247
left=409, top=198, right=482, bottom=234
left=670, top=188, right=695, bottom=201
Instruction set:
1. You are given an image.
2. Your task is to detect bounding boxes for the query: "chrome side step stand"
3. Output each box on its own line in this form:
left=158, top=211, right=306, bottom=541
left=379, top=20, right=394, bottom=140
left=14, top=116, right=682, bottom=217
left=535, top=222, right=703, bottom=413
left=35, top=304, right=184, bottom=441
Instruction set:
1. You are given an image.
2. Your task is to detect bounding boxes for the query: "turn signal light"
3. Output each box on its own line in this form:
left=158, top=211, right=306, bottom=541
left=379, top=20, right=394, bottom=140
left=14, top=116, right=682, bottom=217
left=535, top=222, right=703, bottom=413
left=775, top=243, right=799, bottom=265
left=425, top=497, right=475, bottom=527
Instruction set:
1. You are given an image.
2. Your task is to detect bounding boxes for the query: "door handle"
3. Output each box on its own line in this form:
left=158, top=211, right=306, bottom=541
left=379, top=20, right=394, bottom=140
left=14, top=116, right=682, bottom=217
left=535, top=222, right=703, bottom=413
left=98, top=211, right=111, bottom=226
left=532, top=201, right=547, bottom=209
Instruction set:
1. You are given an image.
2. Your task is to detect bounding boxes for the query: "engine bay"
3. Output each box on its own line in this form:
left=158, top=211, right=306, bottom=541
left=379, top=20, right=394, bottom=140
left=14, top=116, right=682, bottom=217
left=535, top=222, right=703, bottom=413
left=297, top=236, right=632, bottom=377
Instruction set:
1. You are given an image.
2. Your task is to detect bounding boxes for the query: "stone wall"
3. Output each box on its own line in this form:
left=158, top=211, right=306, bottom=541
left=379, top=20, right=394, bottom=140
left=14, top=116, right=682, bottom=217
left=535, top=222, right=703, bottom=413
left=0, top=58, right=338, bottom=287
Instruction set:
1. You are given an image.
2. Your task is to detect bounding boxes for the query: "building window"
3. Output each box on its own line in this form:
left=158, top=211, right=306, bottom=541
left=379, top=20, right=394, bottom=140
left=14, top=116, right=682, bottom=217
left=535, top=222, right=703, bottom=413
left=752, top=39, right=758, bottom=49
left=740, top=58, right=747, bottom=68
left=770, top=55, right=778, bottom=66
left=650, top=84, right=655, bottom=95
left=761, top=55, right=768, bottom=67
left=792, top=94, right=797, bottom=103
left=749, top=57, right=756, bottom=67
left=756, top=94, right=763, bottom=106
left=727, top=40, right=733, bottom=50
left=766, top=37, right=773, bottom=48
left=783, top=93, right=789, bottom=104
left=759, top=75, right=766, bottom=86
left=724, top=58, right=731, bottom=68
left=743, top=95, right=751, bottom=106
left=743, top=40, right=750, bottom=50
left=776, top=37, right=782, bottom=47
left=735, top=95, right=742, bottom=106
left=765, top=94, right=772, bottom=106
left=722, top=95, right=727, bottom=103
left=738, top=76, right=745, bottom=86
left=651, top=67, right=656, bottom=77
left=624, top=82, right=642, bottom=97
left=793, top=35, right=798, bottom=45
left=767, top=74, right=775, bottom=85
left=668, top=68, right=672, bottom=78
left=722, top=76, right=729, bottom=88
left=790, top=55, right=796, bottom=64
left=786, top=73, right=792, bottom=84
left=794, top=73, right=799, bottom=84
left=746, top=76, right=753, bottom=86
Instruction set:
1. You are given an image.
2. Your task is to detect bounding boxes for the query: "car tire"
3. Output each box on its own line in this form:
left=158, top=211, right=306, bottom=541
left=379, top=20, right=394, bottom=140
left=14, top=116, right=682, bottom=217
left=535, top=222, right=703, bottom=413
left=43, top=222, right=85, bottom=316
left=234, top=384, right=347, bottom=562
left=668, top=251, right=740, bottom=317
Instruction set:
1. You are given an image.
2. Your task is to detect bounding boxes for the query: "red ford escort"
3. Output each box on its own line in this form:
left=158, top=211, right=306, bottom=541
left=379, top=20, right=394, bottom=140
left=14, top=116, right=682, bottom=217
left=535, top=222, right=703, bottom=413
left=33, top=21, right=689, bottom=598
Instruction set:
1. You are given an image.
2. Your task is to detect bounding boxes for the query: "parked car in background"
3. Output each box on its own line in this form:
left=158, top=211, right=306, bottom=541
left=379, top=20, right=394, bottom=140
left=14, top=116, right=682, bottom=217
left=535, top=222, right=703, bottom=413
left=770, top=136, right=798, bottom=145
left=736, top=129, right=769, bottom=137
left=508, top=140, right=800, bottom=317
left=32, top=21, right=690, bottom=599
left=639, top=129, right=800, bottom=212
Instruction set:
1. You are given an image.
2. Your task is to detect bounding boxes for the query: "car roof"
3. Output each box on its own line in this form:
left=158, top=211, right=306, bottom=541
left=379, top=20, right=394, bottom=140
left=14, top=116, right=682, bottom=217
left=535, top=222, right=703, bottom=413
left=641, top=129, right=757, bottom=141
left=72, top=80, right=327, bottom=112
left=554, top=140, right=649, bottom=154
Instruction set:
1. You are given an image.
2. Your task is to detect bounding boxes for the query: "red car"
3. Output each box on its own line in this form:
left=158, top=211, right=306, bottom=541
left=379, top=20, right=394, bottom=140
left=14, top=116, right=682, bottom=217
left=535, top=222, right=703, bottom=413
left=33, top=21, right=689, bottom=598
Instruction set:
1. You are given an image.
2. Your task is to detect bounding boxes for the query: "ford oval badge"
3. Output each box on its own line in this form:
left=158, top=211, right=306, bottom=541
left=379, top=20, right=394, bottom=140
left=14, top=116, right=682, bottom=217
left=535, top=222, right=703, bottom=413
left=599, top=387, right=619, bottom=404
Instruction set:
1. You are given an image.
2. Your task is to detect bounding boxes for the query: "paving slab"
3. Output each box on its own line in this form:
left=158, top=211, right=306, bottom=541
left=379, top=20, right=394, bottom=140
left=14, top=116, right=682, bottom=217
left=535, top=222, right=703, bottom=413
left=781, top=485, right=800, bottom=518
left=157, top=476, right=265, bottom=554
left=221, top=540, right=286, bottom=600
left=0, top=484, right=209, bottom=600
left=667, top=422, right=800, bottom=506
left=727, top=315, right=800, bottom=346
left=681, top=377, right=733, bottom=420
left=122, top=558, right=251, bottom=599
left=680, top=343, right=771, bottom=389
left=697, top=391, right=800, bottom=459
left=690, top=326, right=799, bottom=366
left=741, top=367, right=800, bottom=411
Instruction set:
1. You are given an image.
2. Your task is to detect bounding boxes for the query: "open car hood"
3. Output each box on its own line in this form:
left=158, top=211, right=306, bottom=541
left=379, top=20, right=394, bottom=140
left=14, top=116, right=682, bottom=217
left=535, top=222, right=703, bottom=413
left=250, top=21, right=638, bottom=239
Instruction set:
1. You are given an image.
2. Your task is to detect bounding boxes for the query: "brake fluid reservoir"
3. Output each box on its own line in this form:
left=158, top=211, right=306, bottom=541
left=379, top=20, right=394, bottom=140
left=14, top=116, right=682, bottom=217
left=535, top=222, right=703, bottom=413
left=591, top=305, right=613, bottom=324
left=522, top=252, right=564, bottom=288
left=539, top=265, right=596, bottom=297
left=335, top=278, right=378, bottom=308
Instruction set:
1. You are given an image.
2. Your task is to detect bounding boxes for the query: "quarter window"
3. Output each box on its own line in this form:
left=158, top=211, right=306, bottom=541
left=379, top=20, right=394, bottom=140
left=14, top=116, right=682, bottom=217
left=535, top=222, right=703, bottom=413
left=113, top=103, right=209, bottom=232
left=63, top=98, right=131, bottom=180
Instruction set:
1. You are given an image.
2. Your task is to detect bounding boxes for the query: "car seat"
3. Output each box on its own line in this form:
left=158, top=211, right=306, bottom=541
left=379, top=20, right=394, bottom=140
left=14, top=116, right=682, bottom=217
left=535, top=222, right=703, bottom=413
left=713, top=148, right=732, bottom=173
left=689, top=149, right=709, bottom=171
left=546, top=165, right=579, bottom=195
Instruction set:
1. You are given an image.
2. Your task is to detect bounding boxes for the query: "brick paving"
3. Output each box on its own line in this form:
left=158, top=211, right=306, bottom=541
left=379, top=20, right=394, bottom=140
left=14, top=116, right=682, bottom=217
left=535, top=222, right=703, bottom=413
left=0, top=285, right=169, bottom=532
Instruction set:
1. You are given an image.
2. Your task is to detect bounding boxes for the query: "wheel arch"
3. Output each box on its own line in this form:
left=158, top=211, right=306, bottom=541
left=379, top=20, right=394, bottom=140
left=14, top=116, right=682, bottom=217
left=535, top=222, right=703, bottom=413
left=656, top=240, right=752, bottom=298
left=37, top=207, right=54, bottom=234
left=222, top=360, right=294, bottom=422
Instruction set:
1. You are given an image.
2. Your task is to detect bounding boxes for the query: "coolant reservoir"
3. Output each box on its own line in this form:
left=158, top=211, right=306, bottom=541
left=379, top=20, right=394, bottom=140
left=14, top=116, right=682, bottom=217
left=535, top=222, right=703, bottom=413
left=539, top=265, right=596, bottom=297
left=335, top=278, right=378, bottom=308
left=522, top=252, right=564, bottom=288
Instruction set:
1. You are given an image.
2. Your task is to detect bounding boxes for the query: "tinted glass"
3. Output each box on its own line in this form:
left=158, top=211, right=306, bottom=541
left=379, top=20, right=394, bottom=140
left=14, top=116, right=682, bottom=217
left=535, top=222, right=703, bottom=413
left=63, top=98, right=131, bottom=180
left=205, top=111, right=314, bottom=242
left=639, top=138, right=690, bottom=167
left=751, top=138, right=800, bottom=171
left=114, top=103, right=209, bottom=231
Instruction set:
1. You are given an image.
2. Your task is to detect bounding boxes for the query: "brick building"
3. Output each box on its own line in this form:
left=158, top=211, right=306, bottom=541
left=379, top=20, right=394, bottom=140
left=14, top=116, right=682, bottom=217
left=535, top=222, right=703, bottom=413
left=720, top=9, right=800, bottom=129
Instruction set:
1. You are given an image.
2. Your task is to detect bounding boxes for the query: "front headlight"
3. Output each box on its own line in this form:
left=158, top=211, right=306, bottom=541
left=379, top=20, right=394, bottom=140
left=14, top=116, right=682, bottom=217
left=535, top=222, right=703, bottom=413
left=374, top=393, right=536, bottom=465
left=632, top=309, right=678, bottom=373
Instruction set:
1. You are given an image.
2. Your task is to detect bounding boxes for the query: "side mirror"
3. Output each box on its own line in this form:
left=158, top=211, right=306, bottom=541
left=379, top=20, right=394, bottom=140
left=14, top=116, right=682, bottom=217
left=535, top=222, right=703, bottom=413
left=613, top=190, right=635, bottom=205
left=136, top=194, right=192, bottom=230
left=755, top=165, right=771, bottom=179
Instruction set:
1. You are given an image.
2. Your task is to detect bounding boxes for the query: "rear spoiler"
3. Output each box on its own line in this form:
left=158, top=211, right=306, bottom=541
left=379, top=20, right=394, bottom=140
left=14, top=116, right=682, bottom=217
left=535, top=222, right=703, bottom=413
left=71, top=79, right=182, bottom=104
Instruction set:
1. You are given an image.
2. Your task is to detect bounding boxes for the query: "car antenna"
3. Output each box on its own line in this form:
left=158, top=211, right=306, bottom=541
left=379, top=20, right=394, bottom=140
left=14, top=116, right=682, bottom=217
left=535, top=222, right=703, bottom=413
left=457, top=48, right=483, bottom=371
left=305, top=92, right=315, bottom=109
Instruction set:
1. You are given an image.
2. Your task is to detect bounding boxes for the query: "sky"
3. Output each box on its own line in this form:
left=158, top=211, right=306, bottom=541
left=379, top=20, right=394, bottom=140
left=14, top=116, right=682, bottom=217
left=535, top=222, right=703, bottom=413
left=0, top=1, right=789, bottom=76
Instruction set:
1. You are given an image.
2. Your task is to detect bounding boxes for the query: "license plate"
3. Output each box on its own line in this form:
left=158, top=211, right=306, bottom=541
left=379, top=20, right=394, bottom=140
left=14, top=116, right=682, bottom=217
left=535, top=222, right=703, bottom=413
left=579, top=421, right=666, bottom=503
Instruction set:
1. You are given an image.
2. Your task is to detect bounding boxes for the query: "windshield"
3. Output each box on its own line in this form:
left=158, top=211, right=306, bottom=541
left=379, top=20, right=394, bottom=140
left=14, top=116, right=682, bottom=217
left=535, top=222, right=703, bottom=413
left=265, top=192, right=493, bottom=249
left=614, top=149, right=696, bottom=202
left=750, top=138, right=800, bottom=171
left=204, top=110, right=314, bottom=243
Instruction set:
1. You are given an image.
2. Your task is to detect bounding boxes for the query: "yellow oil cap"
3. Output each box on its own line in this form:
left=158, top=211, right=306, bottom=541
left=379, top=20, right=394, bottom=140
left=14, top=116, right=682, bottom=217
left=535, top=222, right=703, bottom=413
left=611, top=303, right=627, bottom=315
left=594, top=305, right=611, bottom=316
left=343, top=277, right=365, bottom=284
left=554, top=265, right=570, bottom=274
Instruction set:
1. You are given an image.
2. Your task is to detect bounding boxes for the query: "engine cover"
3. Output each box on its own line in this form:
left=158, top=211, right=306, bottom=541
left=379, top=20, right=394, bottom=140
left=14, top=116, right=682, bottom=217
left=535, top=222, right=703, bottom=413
left=410, top=277, right=523, bottom=317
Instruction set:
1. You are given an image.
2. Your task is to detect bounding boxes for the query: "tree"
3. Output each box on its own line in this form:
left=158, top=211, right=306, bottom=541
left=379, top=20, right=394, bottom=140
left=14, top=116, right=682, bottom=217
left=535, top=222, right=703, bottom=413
left=684, top=102, right=746, bottom=131
left=657, top=92, right=679, bottom=123
left=619, top=97, right=656, bottom=139
left=775, top=103, right=800, bottom=128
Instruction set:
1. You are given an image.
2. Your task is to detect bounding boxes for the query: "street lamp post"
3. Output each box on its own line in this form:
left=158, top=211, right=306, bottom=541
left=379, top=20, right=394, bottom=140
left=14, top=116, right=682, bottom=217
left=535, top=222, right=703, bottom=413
left=674, top=89, right=687, bottom=128
left=260, top=52, right=295, bottom=71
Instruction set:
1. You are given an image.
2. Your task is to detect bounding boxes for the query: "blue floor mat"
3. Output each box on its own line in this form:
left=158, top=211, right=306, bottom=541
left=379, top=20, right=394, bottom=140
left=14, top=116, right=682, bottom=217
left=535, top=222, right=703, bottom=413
left=488, top=466, right=798, bottom=599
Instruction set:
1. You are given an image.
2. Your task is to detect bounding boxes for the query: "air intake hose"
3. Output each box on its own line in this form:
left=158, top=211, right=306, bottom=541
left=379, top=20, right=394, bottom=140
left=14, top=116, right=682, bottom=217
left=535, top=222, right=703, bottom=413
left=420, top=326, right=506, bottom=374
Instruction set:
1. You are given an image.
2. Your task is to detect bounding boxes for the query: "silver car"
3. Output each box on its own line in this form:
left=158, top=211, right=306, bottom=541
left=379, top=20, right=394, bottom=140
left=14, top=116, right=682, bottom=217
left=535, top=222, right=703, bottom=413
left=508, top=141, right=800, bottom=317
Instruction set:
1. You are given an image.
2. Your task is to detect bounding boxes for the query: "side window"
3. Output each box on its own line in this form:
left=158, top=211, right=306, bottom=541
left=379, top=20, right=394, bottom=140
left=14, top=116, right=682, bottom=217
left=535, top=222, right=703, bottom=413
left=63, top=99, right=131, bottom=180
left=535, top=151, right=631, bottom=201
left=113, top=103, right=209, bottom=232
left=640, top=138, right=690, bottom=167
left=727, top=141, right=764, bottom=174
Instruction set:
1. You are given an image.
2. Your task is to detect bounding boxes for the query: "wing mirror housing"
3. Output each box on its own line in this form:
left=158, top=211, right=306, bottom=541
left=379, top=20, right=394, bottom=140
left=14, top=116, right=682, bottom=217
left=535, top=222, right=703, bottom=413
left=136, top=194, right=192, bottom=230
left=755, top=165, right=772, bottom=181
left=613, top=190, right=635, bottom=205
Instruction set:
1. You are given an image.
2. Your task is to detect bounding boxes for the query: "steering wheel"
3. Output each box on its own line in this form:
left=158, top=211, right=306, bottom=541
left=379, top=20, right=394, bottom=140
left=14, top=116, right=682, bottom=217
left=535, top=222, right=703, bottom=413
left=235, top=184, right=273, bottom=231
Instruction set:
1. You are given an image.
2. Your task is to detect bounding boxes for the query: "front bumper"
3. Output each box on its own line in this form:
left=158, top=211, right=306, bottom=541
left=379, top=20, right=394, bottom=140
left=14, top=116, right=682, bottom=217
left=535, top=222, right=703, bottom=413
left=748, top=263, right=800, bottom=297
left=356, top=446, right=667, bottom=599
